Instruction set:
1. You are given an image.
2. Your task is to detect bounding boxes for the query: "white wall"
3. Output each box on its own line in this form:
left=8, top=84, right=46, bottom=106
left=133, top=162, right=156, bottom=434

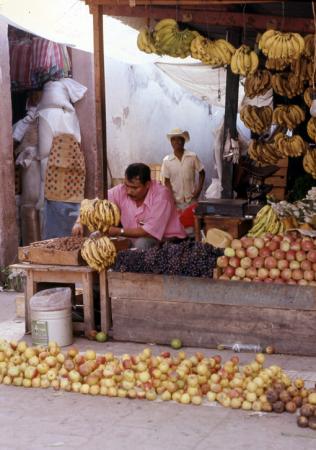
left=105, top=58, right=224, bottom=192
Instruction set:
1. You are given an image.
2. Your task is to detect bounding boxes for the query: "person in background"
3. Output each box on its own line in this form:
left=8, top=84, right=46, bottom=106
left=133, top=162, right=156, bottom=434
left=72, top=163, right=187, bottom=249
left=161, top=128, right=205, bottom=210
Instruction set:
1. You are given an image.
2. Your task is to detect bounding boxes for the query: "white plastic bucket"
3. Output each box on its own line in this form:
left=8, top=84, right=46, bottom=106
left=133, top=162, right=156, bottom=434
left=31, top=308, right=73, bottom=347
left=30, top=288, right=73, bottom=347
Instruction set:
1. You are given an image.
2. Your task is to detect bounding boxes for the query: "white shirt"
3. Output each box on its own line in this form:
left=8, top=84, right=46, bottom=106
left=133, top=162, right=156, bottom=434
left=161, top=150, right=204, bottom=205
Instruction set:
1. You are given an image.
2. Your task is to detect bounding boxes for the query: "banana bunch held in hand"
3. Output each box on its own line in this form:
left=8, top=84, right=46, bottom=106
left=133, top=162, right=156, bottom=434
left=81, top=237, right=117, bottom=272
left=303, top=34, right=315, bottom=59
left=240, top=105, right=272, bottom=134
left=190, top=35, right=235, bottom=66
left=272, top=105, right=305, bottom=130
left=274, top=132, right=307, bottom=157
left=303, top=148, right=316, bottom=179
left=271, top=73, right=304, bottom=99
left=307, top=117, right=316, bottom=142
left=248, top=140, right=283, bottom=166
left=80, top=199, right=120, bottom=233
left=248, top=205, right=284, bottom=237
left=230, top=45, right=259, bottom=76
left=244, top=70, right=271, bottom=98
left=259, top=29, right=305, bottom=61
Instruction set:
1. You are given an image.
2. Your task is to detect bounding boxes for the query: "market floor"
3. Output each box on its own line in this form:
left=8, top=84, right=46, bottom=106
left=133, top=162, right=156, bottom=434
left=1, top=291, right=316, bottom=450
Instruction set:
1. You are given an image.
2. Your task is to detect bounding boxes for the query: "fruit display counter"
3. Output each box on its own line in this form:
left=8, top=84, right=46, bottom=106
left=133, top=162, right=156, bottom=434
left=107, top=270, right=316, bottom=357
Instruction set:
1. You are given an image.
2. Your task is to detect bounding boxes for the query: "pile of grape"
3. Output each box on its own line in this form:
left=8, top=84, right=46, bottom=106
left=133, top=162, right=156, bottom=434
left=112, top=241, right=223, bottom=278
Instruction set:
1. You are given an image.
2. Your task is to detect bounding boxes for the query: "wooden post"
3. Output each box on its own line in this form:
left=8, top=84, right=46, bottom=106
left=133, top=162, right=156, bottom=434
left=92, top=5, right=108, bottom=199
left=221, top=28, right=242, bottom=199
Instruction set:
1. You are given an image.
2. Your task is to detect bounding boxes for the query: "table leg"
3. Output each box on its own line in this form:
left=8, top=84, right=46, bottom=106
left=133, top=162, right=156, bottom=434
left=99, top=270, right=111, bottom=334
left=25, top=271, right=36, bottom=333
left=82, top=272, right=95, bottom=337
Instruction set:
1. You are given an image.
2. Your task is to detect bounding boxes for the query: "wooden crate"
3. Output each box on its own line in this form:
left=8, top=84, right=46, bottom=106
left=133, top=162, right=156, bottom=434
left=108, top=272, right=316, bottom=356
left=266, top=158, right=288, bottom=200
left=194, top=215, right=253, bottom=240
left=18, top=238, right=130, bottom=266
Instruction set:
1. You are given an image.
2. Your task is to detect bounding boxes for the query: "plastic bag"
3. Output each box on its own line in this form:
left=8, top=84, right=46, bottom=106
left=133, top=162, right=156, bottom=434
left=205, top=178, right=223, bottom=199
left=30, top=287, right=71, bottom=311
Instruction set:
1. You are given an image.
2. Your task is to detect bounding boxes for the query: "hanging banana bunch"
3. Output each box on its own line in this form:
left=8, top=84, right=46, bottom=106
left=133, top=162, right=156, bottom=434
left=244, top=70, right=271, bottom=99
left=274, top=132, right=308, bottom=157
left=303, top=148, right=316, bottom=179
left=307, top=117, right=316, bottom=142
left=240, top=105, right=272, bottom=134
left=190, top=35, right=235, bottom=66
left=259, top=29, right=305, bottom=62
left=230, top=45, right=259, bottom=76
left=272, top=105, right=305, bottom=130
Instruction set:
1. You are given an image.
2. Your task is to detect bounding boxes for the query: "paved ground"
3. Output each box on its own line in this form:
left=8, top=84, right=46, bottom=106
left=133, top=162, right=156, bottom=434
left=0, top=290, right=316, bottom=450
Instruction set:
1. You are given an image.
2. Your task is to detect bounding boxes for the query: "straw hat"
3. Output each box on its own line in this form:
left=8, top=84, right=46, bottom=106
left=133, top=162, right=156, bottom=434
left=166, top=128, right=190, bottom=142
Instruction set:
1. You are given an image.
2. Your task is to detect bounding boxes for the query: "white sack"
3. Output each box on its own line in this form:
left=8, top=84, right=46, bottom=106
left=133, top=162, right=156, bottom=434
left=16, top=148, right=41, bottom=206
left=38, top=79, right=87, bottom=113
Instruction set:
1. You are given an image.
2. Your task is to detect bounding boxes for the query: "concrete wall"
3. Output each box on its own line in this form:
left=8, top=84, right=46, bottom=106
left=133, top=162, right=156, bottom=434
left=0, top=18, right=18, bottom=267
left=105, top=58, right=219, bottom=192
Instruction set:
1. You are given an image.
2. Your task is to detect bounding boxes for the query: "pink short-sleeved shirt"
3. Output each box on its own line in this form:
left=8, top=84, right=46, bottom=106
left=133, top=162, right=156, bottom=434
left=108, top=181, right=187, bottom=241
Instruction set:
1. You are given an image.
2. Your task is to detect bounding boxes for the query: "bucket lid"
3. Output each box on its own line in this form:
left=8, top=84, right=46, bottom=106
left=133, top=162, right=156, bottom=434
left=30, top=287, right=72, bottom=311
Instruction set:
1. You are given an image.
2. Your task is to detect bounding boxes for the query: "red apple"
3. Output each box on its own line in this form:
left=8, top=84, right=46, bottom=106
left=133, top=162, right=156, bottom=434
left=301, top=239, right=314, bottom=252
left=240, top=257, right=252, bottom=269
left=241, top=237, right=254, bottom=248
left=259, top=247, right=271, bottom=258
left=313, top=263, right=316, bottom=271
left=281, top=268, right=292, bottom=281
left=288, top=279, right=297, bottom=285
left=235, top=267, right=246, bottom=278
left=269, top=268, right=280, bottom=279
left=224, top=266, right=235, bottom=278
left=274, top=278, right=284, bottom=284
left=253, top=237, right=265, bottom=249
left=235, top=248, right=246, bottom=258
left=286, top=250, right=296, bottom=261
left=290, top=241, right=302, bottom=251
left=245, top=267, right=257, bottom=279
left=300, top=260, right=312, bottom=271
left=292, top=269, right=303, bottom=281
left=229, top=257, right=241, bottom=268
left=219, top=275, right=230, bottom=280
left=267, top=241, right=279, bottom=252
left=298, top=279, right=308, bottom=286
left=246, top=246, right=259, bottom=258
left=258, top=268, right=269, bottom=280
left=231, top=239, right=242, bottom=250
left=280, top=240, right=291, bottom=252
left=277, top=259, right=289, bottom=270
left=289, top=260, right=300, bottom=270
left=253, top=256, right=264, bottom=269
left=274, top=249, right=286, bottom=260
left=303, top=270, right=314, bottom=282
left=217, top=256, right=229, bottom=268
left=272, top=235, right=283, bottom=242
left=307, top=250, right=316, bottom=263
left=264, top=256, right=277, bottom=269
left=295, top=251, right=306, bottom=262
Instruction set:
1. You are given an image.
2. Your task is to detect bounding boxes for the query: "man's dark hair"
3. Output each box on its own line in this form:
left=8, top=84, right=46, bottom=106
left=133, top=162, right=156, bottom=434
left=125, top=163, right=151, bottom=184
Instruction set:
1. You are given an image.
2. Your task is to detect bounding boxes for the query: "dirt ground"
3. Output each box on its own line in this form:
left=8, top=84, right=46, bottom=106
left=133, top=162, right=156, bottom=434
left=0, top=290, right=316, bottom=450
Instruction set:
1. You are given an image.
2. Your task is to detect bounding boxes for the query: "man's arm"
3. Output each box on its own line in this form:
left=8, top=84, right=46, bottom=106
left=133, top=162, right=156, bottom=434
left=192, top=169, right=205, bottom=200
left=107, top=226, right=151, bottom=238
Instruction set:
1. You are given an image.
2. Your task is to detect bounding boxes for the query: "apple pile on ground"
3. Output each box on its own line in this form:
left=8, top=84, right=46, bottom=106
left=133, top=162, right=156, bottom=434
left=217, top=232, right=316, bottom=284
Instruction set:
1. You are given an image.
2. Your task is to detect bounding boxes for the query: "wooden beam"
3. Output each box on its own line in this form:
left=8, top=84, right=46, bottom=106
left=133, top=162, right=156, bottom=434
left=221, top=28, right=241, bottom=199
left=86, top=1, right=279, bottom=6
left=99, top=5, right=314, bottom=33
left=92, top=5, right=108, bottom=199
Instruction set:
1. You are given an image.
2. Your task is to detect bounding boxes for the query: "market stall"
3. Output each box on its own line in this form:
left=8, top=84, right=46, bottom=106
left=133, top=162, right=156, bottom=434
left=72, top=1, right=316, bottom=355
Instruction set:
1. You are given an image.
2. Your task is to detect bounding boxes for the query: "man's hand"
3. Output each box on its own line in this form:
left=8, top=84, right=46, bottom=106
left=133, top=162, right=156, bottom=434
left=89, top=231, right=102, bottom=239
left=72, top=222, right=84, bottom=237
left=107, top=226, right=121, bottom=237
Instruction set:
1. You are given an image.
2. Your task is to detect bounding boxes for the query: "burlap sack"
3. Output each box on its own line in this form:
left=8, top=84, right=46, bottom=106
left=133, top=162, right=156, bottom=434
left=44, top=134, right=85, bottom=203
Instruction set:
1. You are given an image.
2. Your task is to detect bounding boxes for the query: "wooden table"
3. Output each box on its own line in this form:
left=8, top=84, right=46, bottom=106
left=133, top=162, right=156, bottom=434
left=11, top=264, right=111, bottom=337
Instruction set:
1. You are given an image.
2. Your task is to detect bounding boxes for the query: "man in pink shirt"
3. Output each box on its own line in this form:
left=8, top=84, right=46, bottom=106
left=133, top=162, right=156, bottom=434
left=72, top=163, right=186, bottom=249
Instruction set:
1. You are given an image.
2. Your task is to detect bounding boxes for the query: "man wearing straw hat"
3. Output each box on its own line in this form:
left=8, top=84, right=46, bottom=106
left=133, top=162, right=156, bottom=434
left=162, top=128, right=205, bottom=210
